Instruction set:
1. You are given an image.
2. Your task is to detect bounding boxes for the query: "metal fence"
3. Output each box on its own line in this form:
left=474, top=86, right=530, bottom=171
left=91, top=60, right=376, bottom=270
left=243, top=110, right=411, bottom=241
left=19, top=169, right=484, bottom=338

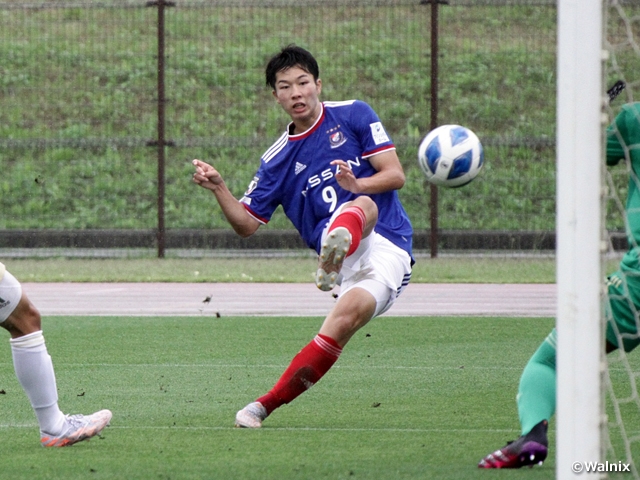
left=0, top=0, right=629, bottom=255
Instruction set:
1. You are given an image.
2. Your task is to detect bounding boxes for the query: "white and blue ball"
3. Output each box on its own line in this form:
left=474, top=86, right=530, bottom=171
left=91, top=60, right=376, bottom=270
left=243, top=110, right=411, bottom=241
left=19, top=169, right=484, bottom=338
left=418, top=124, right=484, bottom=188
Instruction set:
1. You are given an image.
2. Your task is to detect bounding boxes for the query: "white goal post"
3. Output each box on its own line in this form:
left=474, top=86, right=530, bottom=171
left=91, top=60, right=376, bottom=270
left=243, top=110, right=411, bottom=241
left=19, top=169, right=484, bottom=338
left=556, top=0, right=606, bottom=478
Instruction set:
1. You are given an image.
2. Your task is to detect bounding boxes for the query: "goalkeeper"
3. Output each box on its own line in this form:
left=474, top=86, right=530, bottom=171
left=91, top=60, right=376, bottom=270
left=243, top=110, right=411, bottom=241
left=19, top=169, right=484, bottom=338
left=478, top=102, right=640, bottom=468
left=192, top=45, right=413, bottom=428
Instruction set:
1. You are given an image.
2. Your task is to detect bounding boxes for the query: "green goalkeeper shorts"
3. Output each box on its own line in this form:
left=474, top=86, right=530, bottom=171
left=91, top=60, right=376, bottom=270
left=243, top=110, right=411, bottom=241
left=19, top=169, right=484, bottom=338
left=606, top=269, right=640, bottom=352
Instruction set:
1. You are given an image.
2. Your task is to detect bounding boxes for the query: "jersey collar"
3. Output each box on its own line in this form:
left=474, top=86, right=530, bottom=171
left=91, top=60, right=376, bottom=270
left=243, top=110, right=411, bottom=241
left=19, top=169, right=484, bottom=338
left=287, top=103, right=325, bottom=140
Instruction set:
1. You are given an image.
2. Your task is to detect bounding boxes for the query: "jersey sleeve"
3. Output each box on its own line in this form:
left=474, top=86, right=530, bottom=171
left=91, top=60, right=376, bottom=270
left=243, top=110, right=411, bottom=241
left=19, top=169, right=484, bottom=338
left=607, top=103, right=640, bottom=167
left=239, top=162, right=281, bottom=224
left=350, top=100, right=396, bottom=158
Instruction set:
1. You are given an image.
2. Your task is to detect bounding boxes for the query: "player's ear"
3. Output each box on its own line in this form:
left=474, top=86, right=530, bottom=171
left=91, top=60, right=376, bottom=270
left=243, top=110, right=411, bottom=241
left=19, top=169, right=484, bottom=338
left=316, top=78, right=322, bottom=94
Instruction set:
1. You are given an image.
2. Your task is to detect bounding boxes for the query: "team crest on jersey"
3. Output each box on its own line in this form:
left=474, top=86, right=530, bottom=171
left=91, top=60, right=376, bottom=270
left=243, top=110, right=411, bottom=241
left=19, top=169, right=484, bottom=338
left=329, top=131, right=347, bottom=148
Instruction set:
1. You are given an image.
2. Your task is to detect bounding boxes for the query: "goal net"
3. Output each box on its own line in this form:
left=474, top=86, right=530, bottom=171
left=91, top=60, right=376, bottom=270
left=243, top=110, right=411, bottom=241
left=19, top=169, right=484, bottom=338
left=602, top=1, right=640, bottom=477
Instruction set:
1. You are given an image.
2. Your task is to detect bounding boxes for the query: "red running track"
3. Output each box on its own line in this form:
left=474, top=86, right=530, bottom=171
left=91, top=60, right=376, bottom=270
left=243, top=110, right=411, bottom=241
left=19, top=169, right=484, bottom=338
left=22, top=283, right=555, bottom=317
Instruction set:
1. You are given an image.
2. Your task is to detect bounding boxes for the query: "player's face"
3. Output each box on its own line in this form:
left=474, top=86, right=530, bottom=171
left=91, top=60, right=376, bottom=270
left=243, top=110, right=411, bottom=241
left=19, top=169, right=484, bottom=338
left=272, top=66, right=322, bottom=133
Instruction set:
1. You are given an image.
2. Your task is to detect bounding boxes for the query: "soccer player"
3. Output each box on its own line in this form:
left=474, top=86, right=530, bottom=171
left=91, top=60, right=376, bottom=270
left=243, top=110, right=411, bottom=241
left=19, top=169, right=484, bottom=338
left=192, top=45, right=413, bottom=428
left=0, top=262, right=112, bottom=446
left=478, top=102, right=640, bottom=468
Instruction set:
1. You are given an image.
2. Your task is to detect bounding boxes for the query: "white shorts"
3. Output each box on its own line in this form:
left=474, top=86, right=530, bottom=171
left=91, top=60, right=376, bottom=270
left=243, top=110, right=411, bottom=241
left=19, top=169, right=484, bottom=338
left=0, top=270, right=22, bottom=323
left=321, top=209, right=412, bottom=318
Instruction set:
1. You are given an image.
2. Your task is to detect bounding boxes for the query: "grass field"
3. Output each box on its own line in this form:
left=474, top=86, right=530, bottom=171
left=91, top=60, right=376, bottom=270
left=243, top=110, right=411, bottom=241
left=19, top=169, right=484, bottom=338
left=1, top=315, right=561, bottom=480
left=2, top=254, right=625, bottom=284
left=1, top=259, right=639, bottom=478
left=4, top=255, right=562, bottom=284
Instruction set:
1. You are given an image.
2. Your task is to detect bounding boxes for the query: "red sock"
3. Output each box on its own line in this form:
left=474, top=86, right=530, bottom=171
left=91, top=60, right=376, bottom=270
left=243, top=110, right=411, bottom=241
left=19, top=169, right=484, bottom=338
left=328, top=206, right=366, bottom=256
left=257, top=334, right=342, bottom=414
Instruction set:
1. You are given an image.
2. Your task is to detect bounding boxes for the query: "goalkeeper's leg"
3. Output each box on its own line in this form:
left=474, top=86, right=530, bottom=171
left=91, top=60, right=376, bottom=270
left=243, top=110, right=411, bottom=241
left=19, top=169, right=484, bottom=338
left=478, top=330, right=556, bottom=468
left=517, top=329, right=557, bottom=436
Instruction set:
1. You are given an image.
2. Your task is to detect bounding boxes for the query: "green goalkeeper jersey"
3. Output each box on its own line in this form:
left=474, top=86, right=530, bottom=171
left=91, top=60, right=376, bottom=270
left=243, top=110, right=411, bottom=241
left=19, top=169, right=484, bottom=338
left=607, top=102, right=640, bottom=271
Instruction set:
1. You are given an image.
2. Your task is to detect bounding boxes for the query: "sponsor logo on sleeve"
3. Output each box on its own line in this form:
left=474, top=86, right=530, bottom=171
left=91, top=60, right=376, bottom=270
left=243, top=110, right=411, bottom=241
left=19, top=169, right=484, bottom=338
left=370, top=122, right=390, bottom=145
left=244, top=176, right=259, bottom=196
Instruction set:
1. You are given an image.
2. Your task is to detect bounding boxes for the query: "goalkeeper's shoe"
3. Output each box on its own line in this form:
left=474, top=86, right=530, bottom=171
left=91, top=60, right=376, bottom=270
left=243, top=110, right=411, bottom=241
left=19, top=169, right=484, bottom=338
left=316, top=227, right=351, bottom=292
left=478, top=420, right=548, bottom=469
left=41, top=409, right=112, bottom=447
left=235, top=401, right=268, bottom=428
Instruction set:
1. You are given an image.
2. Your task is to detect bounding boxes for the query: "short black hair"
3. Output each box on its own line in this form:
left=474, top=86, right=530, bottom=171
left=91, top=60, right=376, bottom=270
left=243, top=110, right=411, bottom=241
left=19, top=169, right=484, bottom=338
left=265, top=45, right=319, bottom=90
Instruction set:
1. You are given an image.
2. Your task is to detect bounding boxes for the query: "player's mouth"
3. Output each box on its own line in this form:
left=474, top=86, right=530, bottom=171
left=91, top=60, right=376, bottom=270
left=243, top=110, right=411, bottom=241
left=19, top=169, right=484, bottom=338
left=292, top=102, right=306, bottom=113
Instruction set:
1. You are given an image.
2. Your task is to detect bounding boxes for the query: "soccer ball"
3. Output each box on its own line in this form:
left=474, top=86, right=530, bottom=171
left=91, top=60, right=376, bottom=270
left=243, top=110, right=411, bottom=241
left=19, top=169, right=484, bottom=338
left=417, top=124, right=484, bottom=188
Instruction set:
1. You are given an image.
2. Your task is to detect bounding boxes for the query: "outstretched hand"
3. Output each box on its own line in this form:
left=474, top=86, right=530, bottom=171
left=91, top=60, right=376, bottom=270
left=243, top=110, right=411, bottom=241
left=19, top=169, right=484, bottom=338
left=192, top=159, right=224, bottom=191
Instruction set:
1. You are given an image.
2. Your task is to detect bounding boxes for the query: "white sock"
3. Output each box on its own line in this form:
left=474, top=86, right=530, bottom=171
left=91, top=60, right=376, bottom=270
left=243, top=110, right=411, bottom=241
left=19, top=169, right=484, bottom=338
left=11, top=330, right=66, bottom=435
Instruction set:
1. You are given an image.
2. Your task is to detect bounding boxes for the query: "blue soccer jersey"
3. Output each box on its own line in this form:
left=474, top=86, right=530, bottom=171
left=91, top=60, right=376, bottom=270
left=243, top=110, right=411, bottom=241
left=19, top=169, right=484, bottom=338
left=240, top=100, right=413, bottom=256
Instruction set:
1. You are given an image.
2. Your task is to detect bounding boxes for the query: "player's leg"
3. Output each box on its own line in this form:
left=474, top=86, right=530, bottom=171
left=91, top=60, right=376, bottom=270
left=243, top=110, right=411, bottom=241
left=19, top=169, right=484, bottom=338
left=517, top=329, right=556, bottom=436
left=235, top=287, right=378, bottom=428
left=236, top=234, right=411, bottom=428
left=316, top=197, right=378, bottom=291
left=479, top=270, right=637, bottom=469
left=478, top=330, right=555, bottom=468
left=0, top=271, right=112, bottom=446
left=2, top=277, right=68, bottom=440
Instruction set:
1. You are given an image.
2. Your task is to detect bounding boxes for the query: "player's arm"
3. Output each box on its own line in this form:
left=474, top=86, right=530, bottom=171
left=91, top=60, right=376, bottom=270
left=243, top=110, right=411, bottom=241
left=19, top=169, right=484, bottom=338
left=331, top=149, right=405, bottom=195
left=192, top=159, right=260, bottom=238
left=606, top=103, right=640, bottom=167
left=606, top=118, right=627, bottom=166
